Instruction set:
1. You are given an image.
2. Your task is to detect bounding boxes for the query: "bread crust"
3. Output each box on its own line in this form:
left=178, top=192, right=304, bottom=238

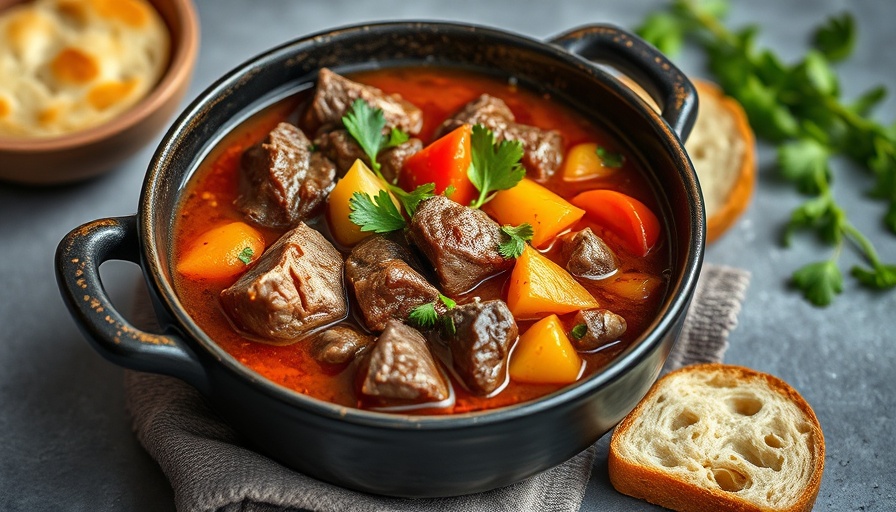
left=619, top=77, right=756, bottom=243
left=692, top=81, right=756, bottom=243
left=609, top=363, right=824, bottom=512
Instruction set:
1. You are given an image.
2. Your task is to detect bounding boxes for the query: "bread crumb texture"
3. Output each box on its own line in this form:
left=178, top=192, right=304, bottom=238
left=610, top=363, right=824, bottom=512
left=0, top=0, right=169, bottom=137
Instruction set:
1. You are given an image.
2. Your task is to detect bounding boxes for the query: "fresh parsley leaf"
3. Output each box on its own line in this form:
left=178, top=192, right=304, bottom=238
left=886, top=202, right=896, bottom=234
left=498, top=223, right=534, bottom=259
left=342, top=99, right=411, bottom=177
left=812, top=12, right=856, bottom=62
left=237, top=247, right=254, bottom=265
left=637, top=12, right=688, bottom=55
left=851, top=263, right=896, bottom=289
left=408, top=295, right=457, bottom=332
left=636, top=0, right=896, bottom=306
left=570, top=324, right=588, bottom=340
left=343, top=99, right=386, bottom=172
left=849, top=85, right=887, bottom=117
left=443, top=184, right=456, bottom=199
left=778, top=138, right=831, bottom=195
left=348, top=190, right=406, bottom=233
left=735, top=75, right=800, bottom=141
left=467, top=124, right=525, bottom=209
left=801, top=51, right=839, bottom=97
left=391, top=183, right=434, bottom=217
left=408, top=303, right=438, bottom=329
left=596, top=146, right=625, bottom=168
left=438, top=294, right=456, bottom=310
left=385, top=127, right=410, bottom=149
left=792, top=260, right=843, bottom=306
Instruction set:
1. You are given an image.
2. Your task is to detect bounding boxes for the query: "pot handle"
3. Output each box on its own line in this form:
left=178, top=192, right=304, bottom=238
left=56, top=216, right=208, bottom=392
left=549, top=24, right=698, bottom=141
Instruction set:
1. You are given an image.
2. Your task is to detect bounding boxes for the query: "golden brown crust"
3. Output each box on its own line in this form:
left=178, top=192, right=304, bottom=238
left=693, top=81, right=756, bottom=243
left=609, top=363, right=824, bottom=512
left=0, top=0, right=169, bottom=137
left=619, top=77, right=756, bottom=243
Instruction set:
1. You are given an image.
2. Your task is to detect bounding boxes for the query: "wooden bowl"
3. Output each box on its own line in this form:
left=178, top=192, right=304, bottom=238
left=0, top=0, right=199, bottom=185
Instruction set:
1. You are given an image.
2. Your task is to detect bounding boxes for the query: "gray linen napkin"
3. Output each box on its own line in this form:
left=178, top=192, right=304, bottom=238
left=124, top=263, right=749, bottom=512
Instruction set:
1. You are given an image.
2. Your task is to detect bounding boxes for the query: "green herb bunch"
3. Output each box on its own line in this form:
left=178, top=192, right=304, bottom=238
left=638, top=0, right=896, bottom=305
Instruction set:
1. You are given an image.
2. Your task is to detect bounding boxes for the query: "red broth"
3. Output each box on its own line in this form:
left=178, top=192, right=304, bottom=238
left=172, top=67, right=669, bottom=414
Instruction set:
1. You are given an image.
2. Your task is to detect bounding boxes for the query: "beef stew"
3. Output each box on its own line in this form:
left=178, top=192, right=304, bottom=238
left=172, top=67, right=670, bottom=415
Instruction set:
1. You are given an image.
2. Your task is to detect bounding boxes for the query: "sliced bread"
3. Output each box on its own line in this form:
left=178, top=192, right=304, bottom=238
left=608, top=363, right=824, bottom=512
left=620, top=77, right=756, bottom=242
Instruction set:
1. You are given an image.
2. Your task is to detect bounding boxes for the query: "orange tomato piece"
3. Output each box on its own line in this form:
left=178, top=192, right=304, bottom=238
left=506, top=245, right=599, bottom=319
left=400, top=124, right=476, bottom=206
left=571, top=189, right=661, bottom=257
left=509, top=314, right=583, bottom=384
left=484, top=178, right=585, bottom=248
left=176, top=221, right=266, bottom=280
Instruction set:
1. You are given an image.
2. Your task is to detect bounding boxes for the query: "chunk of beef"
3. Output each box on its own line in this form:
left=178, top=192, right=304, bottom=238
left=220, top=223, right=346, bottom=343
left=346, top=235, right=439, bottom=331
left=316, top=129, right=422, bottom=182
left=437, top=94, right=563, bottom=180
left=444, top=299, right=518, bottom=395
left=560, top=227, right=618, bottom=280
left=571, top=309, right=627, bottom=351
left=344, top=235, right=419, bottom=283
left=350, top=259, right=440, bottom=332
left=305, top=68, right=423, bottom=135
left=310, top=326, right=374, bottom=365
left=236, top=122, right=336, bottom=229
left=408, top=196, right=513, bottom=295
left=361, top=319, right=449, bottom=402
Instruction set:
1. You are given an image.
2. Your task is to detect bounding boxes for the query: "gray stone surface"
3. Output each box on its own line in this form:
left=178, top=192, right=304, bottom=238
left=1, top=0, right=893, bottom=510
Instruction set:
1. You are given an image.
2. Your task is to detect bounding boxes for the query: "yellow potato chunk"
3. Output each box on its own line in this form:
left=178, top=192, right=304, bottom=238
left=506, top=245, right=599, bottom=319
left=327, top=159, right=399, bottom=247
left=509, top=314, right=583, bottom=384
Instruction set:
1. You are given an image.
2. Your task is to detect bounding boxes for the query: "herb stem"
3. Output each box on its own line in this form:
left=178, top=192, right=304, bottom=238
left=842, top=222, right=883, bottom=267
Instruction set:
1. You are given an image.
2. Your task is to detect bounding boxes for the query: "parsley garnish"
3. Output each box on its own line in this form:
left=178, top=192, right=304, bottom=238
left=443, top=184, right=456, bottom=199
left=467, top=124, right=526, bottom=209
left=237, top=247, right=254, bottom=265
left=385, top=127, right=410, bottom=148
left=393, top=183, right=435, bottom=218
left=637, top=0, right=896, bottom=305
left=408, top=294, right=457, bottom=330
left=596, top=146, right=625, bottom=168
left=348, top=190, right=406, bottom=234
left=498, top=223, right=534, bottom=259
left=570, top=323, right=588, bottom=340
left=408, top=302, right=439, bottom=328
left=791, top=260, right=843, bottom=307
left=342, top=98, right=410, bottom=179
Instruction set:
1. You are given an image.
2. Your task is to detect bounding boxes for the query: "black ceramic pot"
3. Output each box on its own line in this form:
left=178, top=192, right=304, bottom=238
left=56, top=22, right=704, bottom=498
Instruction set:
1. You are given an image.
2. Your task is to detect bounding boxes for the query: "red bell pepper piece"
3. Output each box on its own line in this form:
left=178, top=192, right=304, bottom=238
left=400, top=124, right=476, bottom=206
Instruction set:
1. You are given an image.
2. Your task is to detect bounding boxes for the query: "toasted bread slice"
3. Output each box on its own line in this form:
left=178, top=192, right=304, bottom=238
left=609, top=363, right=824, bottom=512
left=620, top=77, right=756, bottom=242
left=688, top=80, right=756, bottom=242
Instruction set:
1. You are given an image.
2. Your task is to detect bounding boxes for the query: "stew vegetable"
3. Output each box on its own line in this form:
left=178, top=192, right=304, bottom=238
left=172, top=67, right=670, bottom=414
